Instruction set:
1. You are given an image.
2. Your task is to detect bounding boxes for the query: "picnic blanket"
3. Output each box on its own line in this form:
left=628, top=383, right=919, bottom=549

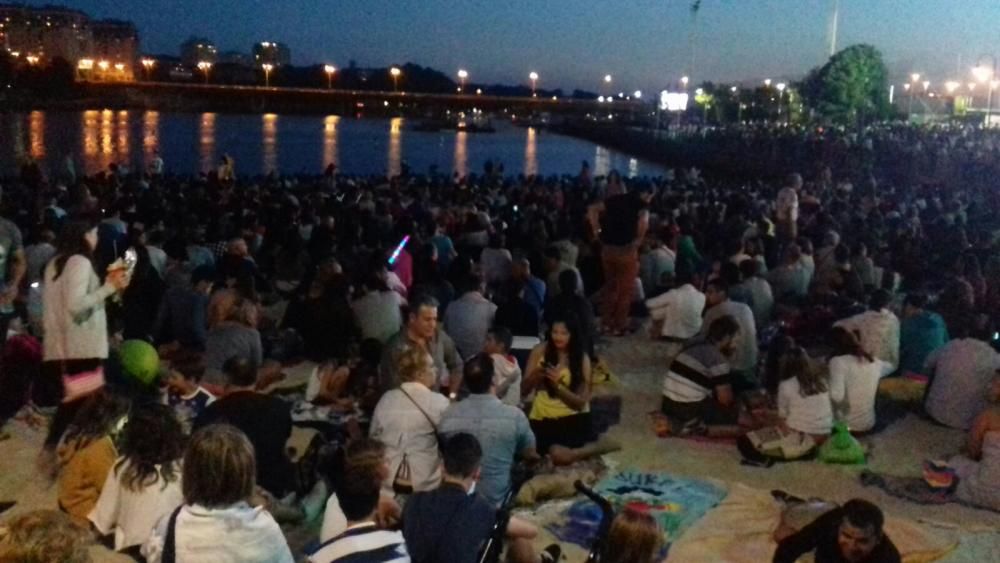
left=545, top=471, right=727, bottom=557
left=668, top=483, right=959, bottom=563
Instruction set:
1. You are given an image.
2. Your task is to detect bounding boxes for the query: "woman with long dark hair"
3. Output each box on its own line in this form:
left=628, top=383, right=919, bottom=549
left=40, top=217, right=130, bottom=459
left=524, top=316, right=618, bottom=465
left=90, top=403, right=185, bottom=555
left=828, top=327, right=891, bottom=433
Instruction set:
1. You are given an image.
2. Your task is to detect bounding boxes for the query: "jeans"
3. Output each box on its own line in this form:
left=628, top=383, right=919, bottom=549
left=600, top=245, right=639, bottom=332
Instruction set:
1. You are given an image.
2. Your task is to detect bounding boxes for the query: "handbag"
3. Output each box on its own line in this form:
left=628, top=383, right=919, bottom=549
left=392, top=387, right=441, bottom=495
left=57, top=269, right=105, bottom=404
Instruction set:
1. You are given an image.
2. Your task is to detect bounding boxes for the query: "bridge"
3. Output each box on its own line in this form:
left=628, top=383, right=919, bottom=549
left=75, top=80, right=647, bottom=118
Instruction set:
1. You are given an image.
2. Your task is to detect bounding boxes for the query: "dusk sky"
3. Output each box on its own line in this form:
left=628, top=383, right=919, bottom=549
left=37, top=1, right=1000, bottom=92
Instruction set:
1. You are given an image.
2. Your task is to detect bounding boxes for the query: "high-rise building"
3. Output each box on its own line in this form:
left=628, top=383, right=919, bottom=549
left=0, top=4, right=90, bottom=63
left=253, top=41, right=290, bottom=67
left=180, top=36, right=217, bottom=66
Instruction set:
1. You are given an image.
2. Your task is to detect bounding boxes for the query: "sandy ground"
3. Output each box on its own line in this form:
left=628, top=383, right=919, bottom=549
left=2, top=333, right=999, bottom=561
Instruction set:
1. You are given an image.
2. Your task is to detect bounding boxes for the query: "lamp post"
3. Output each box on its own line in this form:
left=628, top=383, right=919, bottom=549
left=973, top=58, right=997, bottom=126
left=262, top=63, right=273, bottom=87
left=776, top=82, right=787, bottom=119
left=681, top=75, right=689, bottom=90
left=389, top=66, right=401, bottom=92
left=324, top=65, right=336, bottom=89
left=141, top=57, right=155, bottom=81
left=457, top=69, right=468, bottom=93
left=197, top=61, right=212, bottom=84
left=529, top=71, right=538, bottom=97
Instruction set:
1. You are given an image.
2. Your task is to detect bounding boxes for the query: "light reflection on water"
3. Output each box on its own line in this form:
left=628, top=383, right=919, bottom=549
left=0, top=110, right=665, bottom=178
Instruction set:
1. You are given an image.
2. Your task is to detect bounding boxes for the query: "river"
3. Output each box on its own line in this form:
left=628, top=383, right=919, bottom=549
left=0, top=110, right=664, bottom=179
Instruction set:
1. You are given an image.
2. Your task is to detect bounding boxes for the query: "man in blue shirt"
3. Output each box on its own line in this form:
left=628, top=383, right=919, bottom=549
left=899, top=293, right=949, bottom=376
left=440, top=354, right=538, bottom=507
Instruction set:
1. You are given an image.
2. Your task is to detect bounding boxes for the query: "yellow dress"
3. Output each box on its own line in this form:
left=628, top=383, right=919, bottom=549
left=529, top=362, right=590, bottom=421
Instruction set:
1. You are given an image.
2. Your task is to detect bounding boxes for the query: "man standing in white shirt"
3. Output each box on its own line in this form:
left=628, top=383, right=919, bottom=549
left=775, top=173, right=801, bottom=244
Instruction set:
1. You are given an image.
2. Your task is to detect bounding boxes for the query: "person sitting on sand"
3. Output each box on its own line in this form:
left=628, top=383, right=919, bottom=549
left=660, top=315, right=741, bottom=436
left=947, top=372, right=1000, bottom=512
left=524, top=316, right=619, bottom=465
left=773, top=498, right=900, bottom=563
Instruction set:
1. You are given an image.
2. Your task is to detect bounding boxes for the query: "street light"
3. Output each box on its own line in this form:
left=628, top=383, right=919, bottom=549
left=910, top=73, right=921, bottom=84
left=262, top=63, right=274, bottom=87
left=776, top=82, right=787, bottom=117
left=633, top=90, right=642, bottom=99
left=922, top=80, right=930, bottom=91
left=457, top=69, right=468, bottom=92
left=141, top=57, right=155, bottom=80
left=968, top=82, right=977, bottom=92
left=730, top=86, right=737, bottom=93
left=945, top=81, right=960, bottom=94
left=390, top=66, right=401, bottom=92
left=197, top=60, right=212, bottom=84
left=324, top=64, right=336, bottom=89
left=98, top=60, right=109, bottom=71
left=764, top=78, right=772, bottom=87
left=25, top=55, right=39, bottom=65
left=529, top=71, right=538, bottom=96
left=681, top=75, right=689, bottom=89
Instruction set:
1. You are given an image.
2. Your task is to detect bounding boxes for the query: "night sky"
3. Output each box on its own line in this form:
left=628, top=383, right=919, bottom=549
left=34, top=1, right=1000, bottom=92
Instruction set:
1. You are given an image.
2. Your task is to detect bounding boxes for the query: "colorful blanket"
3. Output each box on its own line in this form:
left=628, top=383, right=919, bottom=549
left=545, top=471, right=727, bottom=556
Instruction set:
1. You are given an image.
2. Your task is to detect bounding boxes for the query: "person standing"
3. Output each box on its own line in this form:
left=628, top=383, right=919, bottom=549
left=0, top=194, right=26, bottom=338
left=774, top=173, right=801, bottom=245
left=40, top=218, right=130, bottom=457
left=595, top=183, right=651, bottom=336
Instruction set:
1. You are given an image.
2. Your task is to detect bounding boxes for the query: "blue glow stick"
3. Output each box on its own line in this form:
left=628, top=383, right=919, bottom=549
left=388, top=235, right=410, bottom=265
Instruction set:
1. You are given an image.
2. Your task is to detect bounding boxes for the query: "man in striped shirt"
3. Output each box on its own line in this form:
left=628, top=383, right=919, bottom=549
left=309, top=470, right=410, bottom=562
left=661, top=315, right=741, bottom=435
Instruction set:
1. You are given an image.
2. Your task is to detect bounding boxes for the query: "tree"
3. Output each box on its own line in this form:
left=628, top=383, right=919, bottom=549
left=800, top=44, right=890, bottom=126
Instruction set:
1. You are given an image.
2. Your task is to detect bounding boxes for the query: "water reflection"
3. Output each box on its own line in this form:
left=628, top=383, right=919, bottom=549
left=453, top=131, right=468, bottom=178
left=143, top=111, right=159, bottom=167
left=524, top=127, right=538, bottom=177
left=322, top=115, right=339, bottom=169
left=594, top=145, right=611, bottom=177
left=199, top=113, right=216, bottom=173
left=388, top=117, right=403, bottom=177
left=29, top=111, right=44, bottom=159
left=10, top=117, right=24, bottom=161
left=262, top=113, right=277, bottom=174
left=116, top=110, right=129, bottom=164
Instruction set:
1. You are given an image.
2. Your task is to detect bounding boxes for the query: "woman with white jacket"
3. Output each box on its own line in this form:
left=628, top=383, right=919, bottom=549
left=41, top=217, right=130, bottom=453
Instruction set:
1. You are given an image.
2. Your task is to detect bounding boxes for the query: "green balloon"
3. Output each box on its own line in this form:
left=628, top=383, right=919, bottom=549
left=119, top=340, right=160, bottom=385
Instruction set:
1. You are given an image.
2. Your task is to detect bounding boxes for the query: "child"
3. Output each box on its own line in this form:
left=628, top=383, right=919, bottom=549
left=163, top=366, right=215, bottom=434
left=484, top=326, right=522, bottom=406
left=57, top=391, right=130, bottom=524
left=89, top=403, right=185, bottom=555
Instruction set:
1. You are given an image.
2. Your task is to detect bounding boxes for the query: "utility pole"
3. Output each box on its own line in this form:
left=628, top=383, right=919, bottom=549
left=828, top=0, right=839, bottom=57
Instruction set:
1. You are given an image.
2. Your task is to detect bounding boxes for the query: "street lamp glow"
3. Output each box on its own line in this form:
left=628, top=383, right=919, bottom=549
left=730, top=86, right=737, bottom=93
left=922, top=80, right=930, bottom=91
left=695, top=88, right=704, bottom=95
left=973, top=65, right=994, bottom=83
left=324, top=64, right=336, bottom=88
left=457, top=69, right=468, bottom=92
left=604, top=74, right=612, bottom=84
left=78, top=58, right=94, bottom=70
left=633, top=90, right=642, bottom=99
left=529, top=71, right=538, bottom=96
left=776, top=82, right=787, bottom=92
left=681, top=76, right=689, bottom=87
left=476, top=88, right=482, bottom=95
left=968, top=82, right=977, bottom=92
left=262, top=62, right=274, bottom=87
left=390, top=66, right=401, bottom=91
left=945, top=81, right=960, bottom=94
left=910, top=73, right=921, bottom=83
left=458, top=69, right=468, bottom=79
left=903, top=83, right=910, bottom=91
left=114, top=62, right=125, bottom=71
left=764, top=78, right=772, bottom=87
left=98, top=60, right=109, bottom=70
left=197, top=60, right=212, bottom=83
left=25, top=55, right=39, bottom=65
left=598, top=95, right=605, bottom=103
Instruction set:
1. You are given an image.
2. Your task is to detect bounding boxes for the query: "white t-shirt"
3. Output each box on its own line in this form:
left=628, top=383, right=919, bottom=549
left=143, top=502, right=293, bottom=563
left=828, top=355, right=891, bottom=433
left=777, top=378, right=833, bottom=436
left=89, top=461, right=185, bottom=550
left=352, top=290, right=405, bottom=343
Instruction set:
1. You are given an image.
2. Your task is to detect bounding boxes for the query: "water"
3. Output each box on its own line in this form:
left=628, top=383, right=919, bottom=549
left=0, top=110, right=664, bottom=179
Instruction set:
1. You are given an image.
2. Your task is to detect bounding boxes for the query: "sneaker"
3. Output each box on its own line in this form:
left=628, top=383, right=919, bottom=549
left=540, top=543, right=562, bottom=563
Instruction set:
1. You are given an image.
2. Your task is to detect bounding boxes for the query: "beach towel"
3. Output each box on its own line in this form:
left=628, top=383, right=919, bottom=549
left=545, top=471, right=726, bottom=557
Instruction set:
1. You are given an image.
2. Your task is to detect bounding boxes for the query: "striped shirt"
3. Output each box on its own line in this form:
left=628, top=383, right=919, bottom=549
left=662, top=343, right=731, bottom=403
left=309, top=523, right=410, bottom=563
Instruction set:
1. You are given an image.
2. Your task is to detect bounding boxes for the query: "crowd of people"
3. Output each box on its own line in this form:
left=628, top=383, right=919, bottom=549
left=0, top=119, right=998, bottom=562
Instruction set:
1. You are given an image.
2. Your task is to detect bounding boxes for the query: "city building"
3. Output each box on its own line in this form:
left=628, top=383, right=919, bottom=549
left=90, top=19, right=138, bottom=81
left=219, top=49, right=252, bottom=67
left=180, top=36, right=217, bottom=66
left=0, top=4, right=90, bottom=63
left=253, top=41, right=290, bottom=67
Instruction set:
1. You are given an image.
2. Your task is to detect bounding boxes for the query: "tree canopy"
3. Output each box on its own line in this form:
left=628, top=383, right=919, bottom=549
left=800, top=44, right=890, bottom=126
